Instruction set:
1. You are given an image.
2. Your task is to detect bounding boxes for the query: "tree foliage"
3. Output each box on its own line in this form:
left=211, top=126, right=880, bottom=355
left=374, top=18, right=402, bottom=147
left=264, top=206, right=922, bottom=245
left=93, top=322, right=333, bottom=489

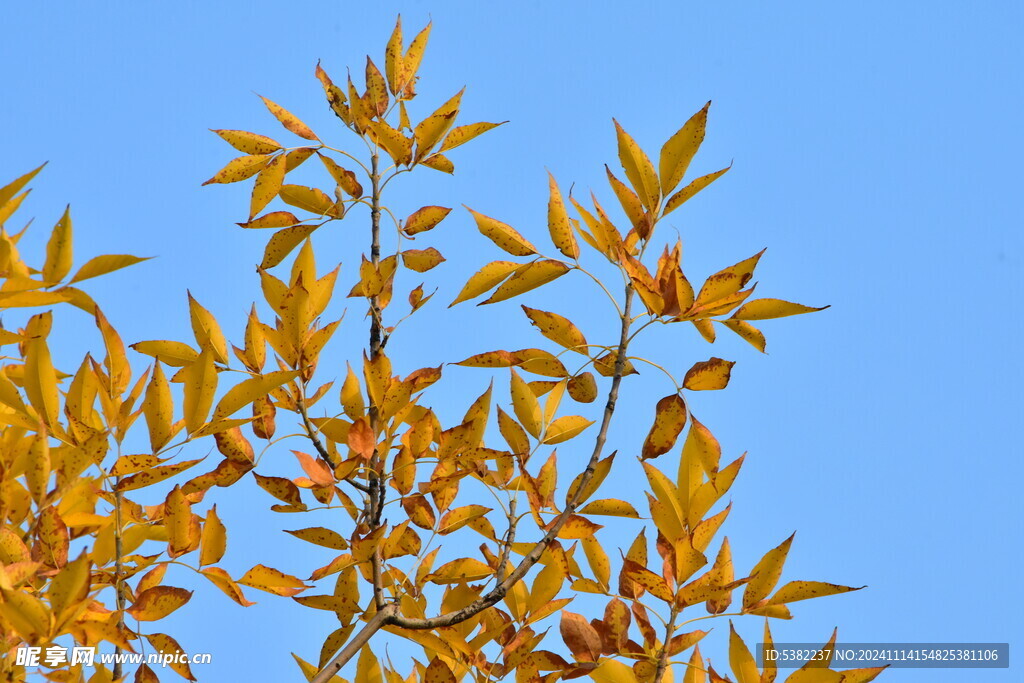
left=0, top=17, right=878, bottom=683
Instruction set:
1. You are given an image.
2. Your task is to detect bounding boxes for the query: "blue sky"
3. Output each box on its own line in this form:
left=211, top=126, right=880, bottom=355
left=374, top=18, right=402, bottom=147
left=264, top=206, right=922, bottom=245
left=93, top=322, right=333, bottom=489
left=3, top=2, right=1022, bottom=681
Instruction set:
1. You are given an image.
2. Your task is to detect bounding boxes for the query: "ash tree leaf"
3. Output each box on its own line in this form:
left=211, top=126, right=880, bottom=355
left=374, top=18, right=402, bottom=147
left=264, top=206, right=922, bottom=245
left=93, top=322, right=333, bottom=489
left=481, top=260, right=570, bottom=304
left=743, top=533, right=794, bottom=611
left=547, top=172, right=579, bottom=259
left=466, top=207, right=538, bottom=256
left=68, top=254, right=151, bottom=284
left=730, top=298, right=830, bottom=320
left=449, top=260, right=519, bottom=306
left=683, top=357, right=735, bottom=391
left=202, top=154, right=269, bottom=185
left=522, top=306, right=588, bottom=353
left=212, top=129, right=282, bottom=155
left=127, top=586, right=192, bottom=621
left=403, top=205, right=451, bottom=235
left=659, top=101, right=710, bottom=196
left=663, top=164, right=732, bottom=216
left=259, top=95, right=319, bottom=141
left=766, top=580, right=865, bottom=606
left=641, top=394, right=688, bottom=459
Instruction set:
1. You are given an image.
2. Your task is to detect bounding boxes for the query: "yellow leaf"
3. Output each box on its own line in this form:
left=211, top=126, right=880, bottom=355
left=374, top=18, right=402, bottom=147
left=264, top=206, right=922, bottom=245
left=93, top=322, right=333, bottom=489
left=131, top=340, right=199, bottom=366
left=424, top=657, right=457, bottom=683
left=567, top=372, right=598, bottom=403
left=721, top=319, right=766, bottom=353
left=427, top=557, right=493, bottom=584
left=482, top=259, right=570, bottom=305
left=199, top=505, right=227, bottom=566
left=521, top=305, right=587, bottom=352
left=590, top=659, right=639, bottom=683
left=578, top=498, right=640, bottom=518
left=766, top=580, right=864, bottom=605
left=399, top=22, right=432, bottom=97
left=415, top=89, right=463, bottom=158
left=183, top=348, right=218, bottom=433
left=402, top=247, right=445, bottom=273
left=146, top=633, right=195, bottom=681
left=683, top=358, right=735, bottom=391
left=250, top=153, right=286, bottom=218
left=440, top=121, right=505, bottom=152
left=542, top=415, right=593, bottom=444
left=214, top=370, right=299, bottom=419
left=238, top=211, right=301, bottom=230
left=212, top=129, right=282, bottom=155
left=188, top=292, right=228, bottom=362
left=260, top=95, right=318, bottom=140
left=43, top=206, right=73, bottom=282
left=742, top=534, right=794, bottom=611
left=285, top=526, right=348, bottom=550
left=509, top=368, right=542, bottom=438
left=95, top=306, right=130, bottom=393
left=614, top=119, right=660, bottom=210
left=238, top=564, right=308, bottom=596
left=693, top=250, right=764, bottom=310
left=660, top=101, right=710, bottom=196
left=23, top=334, right=59, bottom=426
left=385, top=17, right=405, bottom=95
left=110, top=453, right=162, bottom=476
left=261, top=224, right=318, bottom=269
left=731, top=298, right=829, bottom=320
left=641, top=394, right=688, bottom=459
left=318, top=153, right=364, bottom=197
left=47, top=552, right=90, bottom=621
left=606, top=165, right=649, bottom=238
left=556, top=515, right=602, bottom=540
left=403, top=205, right=451, bottom=235
left=68, top=254, right=149, bottom=284
left=728, top=623, right=759, bottom=683
left=278, top=184, right=335, bottom=215
left=643, top=461, right=686, bottom=542
left=449, top=260, right=519, bottom=306
left=126, top=586, right=192, bottom=621
left=421, top=153, right=454, bottom=173
left=165, top=486, right=195, bottom=558
left=0, top=163, right=45, bottom=207
left=142, top=363, right=174, bottom=451
left=365, top=56, right=389, bottom=116
left=116, top=459, right=202, bottom=492
left=545, top=172, right=579, bottom=259
left=621, top=558, right=673, bottom=602
left=200, top=567, right=255, bottom=606
left=202, top=154, right=269, bottom=185
left=0, top=588, right=51, bottom=641
left=663, top=165, right=731, bottom=216
left=684, top=646, right=707, bottom=683
left=466, top=207, right=537, bottom=256
left=438, top=504, right=491, bottom=535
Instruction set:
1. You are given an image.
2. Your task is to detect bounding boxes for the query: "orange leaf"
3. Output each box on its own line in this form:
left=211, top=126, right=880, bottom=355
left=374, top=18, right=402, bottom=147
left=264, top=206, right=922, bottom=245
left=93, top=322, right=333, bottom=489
left=127, top=586, right=192, bottom=621
left=683, top=358, right=735, bottom=391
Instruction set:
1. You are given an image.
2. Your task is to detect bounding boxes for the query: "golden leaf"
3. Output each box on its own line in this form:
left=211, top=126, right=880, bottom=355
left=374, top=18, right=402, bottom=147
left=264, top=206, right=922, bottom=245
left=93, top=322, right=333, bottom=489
left=614, top=119, right=660, bottom=210
left=126, top=586, right=192, bottom=621
left=259, top=95, right=319, bottom=141
left=482, top=260, right=569, bottom=305
left=212, top=129, right=282, bottom=155
left=659, top=101, right=710, bottom=196
left=466, top=207, right=537, bottom=256
left=641, top=394, right=688, bottom=459
left=683, top=357, right=735, bottom=391
left=202, top=154, right=269, bottom=185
